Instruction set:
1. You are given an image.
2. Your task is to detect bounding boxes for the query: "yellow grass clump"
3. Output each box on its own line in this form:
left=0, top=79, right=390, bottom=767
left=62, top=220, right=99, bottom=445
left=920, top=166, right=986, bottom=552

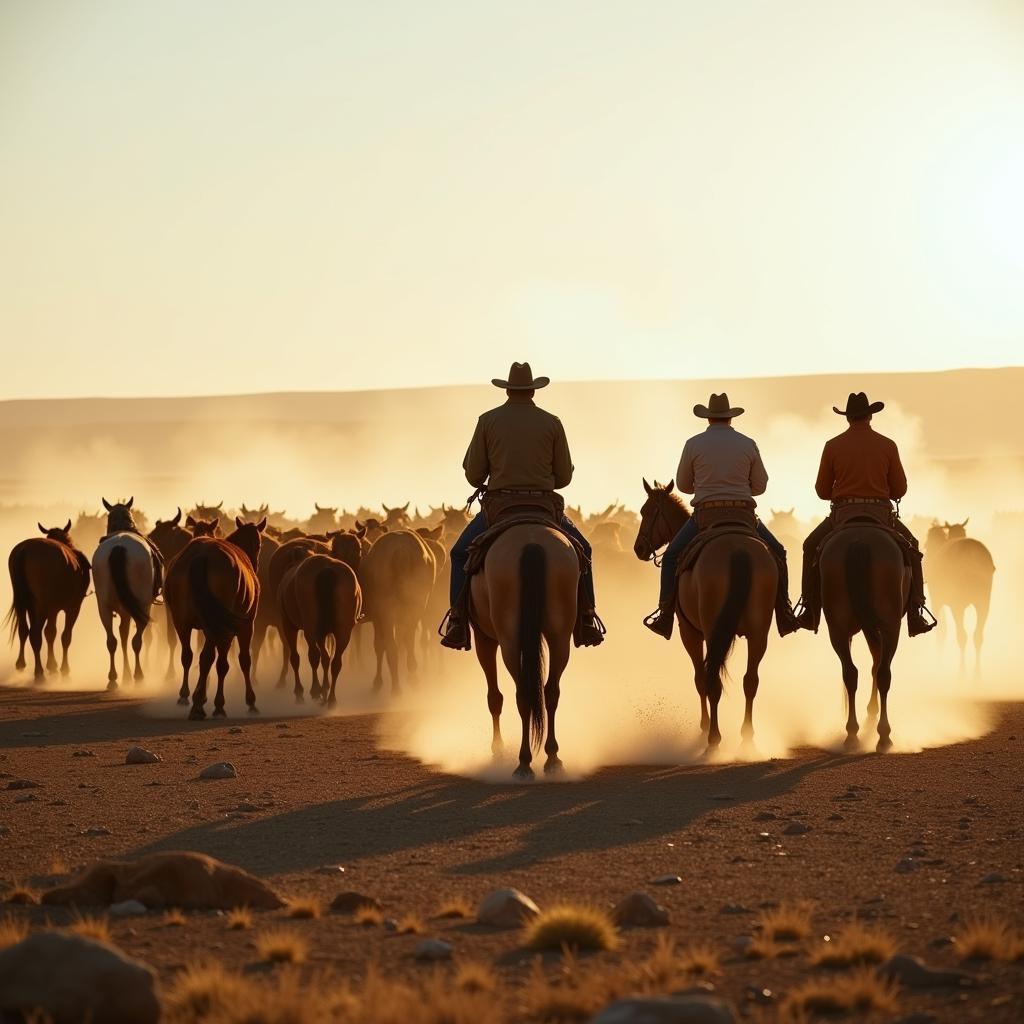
left=782, top=967, right=900, bottom=1017
left=256, top=927, right=308, bottom=965
left=355, top=904, right=384, bottom=927
left=954, top=913, right=1022, bottom=962
left=809, top=922, right=897, bottom=968
left=48, top=856, right=69, bottom=877
left=163, top=963, right=255, bottom=1022
left=454, top=961, right=498, bottom=994
left=745, top=935, right=785, bottom=961
left=522, top=904, right=619, bottom=953
left=164, top=908, right=187, bottom=928
left=0, top=916, right=29, bottom=949
left=5, top=885, right=38, bottom=906
left=435, top=896, right=472, bottom=919
left=397, top=914, right=425, bottom=935
left=226, top=906, right=252, bottom=930
left=66, top=913, right=111, bottom=943
left=756, top=901, right=814, bottom=942
left=286, top=897, right=321, bottom=920
left=678, top=942, right=720, bottom=976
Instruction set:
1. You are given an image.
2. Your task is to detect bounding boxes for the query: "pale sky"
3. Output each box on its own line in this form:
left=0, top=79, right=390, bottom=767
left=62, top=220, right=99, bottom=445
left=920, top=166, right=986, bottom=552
left=2, top=0, right=1022, bottom=399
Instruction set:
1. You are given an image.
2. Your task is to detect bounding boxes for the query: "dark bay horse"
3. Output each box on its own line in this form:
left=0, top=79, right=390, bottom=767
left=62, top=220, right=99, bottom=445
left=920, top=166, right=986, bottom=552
left=148, top=508, right=191, bottom=679
left=6, top=522, right=91, bottom=679
left=633, top=480, right=776, bottom=751
left=470, top=521, right=579, bottom=779
left=164, top=517, right=265, bottom=719
left=819, top=525, right=909, bottom=751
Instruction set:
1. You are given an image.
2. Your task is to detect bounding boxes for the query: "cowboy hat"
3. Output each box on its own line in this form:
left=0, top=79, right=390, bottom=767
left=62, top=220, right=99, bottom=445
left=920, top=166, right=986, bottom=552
left=492, top=362, right=549, bottom=390
left=693, top=393, right=744, bottom=419
left=834, top=392, right=884, bottom=418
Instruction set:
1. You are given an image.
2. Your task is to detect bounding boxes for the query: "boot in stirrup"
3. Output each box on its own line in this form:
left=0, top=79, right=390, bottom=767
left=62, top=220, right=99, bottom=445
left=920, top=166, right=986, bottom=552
left=643, top=603, right=675, bottom=640
left=574, top=610, right=606, bottom=648
left=439, top=609, right=471, bottom=651
left=907, top=605, right=937, bottom=638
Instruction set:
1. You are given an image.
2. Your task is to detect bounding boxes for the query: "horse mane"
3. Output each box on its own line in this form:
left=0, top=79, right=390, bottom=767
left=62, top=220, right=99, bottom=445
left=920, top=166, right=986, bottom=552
left=653, top=482, right=691, bottom=520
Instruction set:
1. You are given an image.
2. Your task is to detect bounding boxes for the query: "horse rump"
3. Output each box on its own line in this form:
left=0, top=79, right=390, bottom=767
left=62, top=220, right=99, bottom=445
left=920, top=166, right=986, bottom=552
left=844, top=540, right=880, bottom=641
left=109, top=544, right=150, bottom=627
left=518, top=543, right=547, bottom=752
left=4, top=544, right=32, bottom=644
left=314, top=565, right=336, bottom=642
left=702, top=549, right=753, bottom=693
left=188, top=555, right=246, bottom=644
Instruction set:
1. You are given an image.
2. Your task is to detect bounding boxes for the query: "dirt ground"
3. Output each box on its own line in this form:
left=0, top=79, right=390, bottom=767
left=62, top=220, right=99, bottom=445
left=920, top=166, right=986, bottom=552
left=1, top=684, right=1022, bottom=1022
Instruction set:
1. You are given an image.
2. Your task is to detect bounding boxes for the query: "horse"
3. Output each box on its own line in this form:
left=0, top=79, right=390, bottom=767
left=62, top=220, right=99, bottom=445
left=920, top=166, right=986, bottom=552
left=72, top=511, right=106, bottom=557
left=148, top=508, right=192, bottom=678
left=307, top=504, right=339, bottom=535
left=163, top=517, right=265, bottom=719
left=186, top=515, right=221, bottom=537
left=381, top=502, right=412, bottom=530
left=92, top=498, right=158, bottom=688
left=278, top=553, right=361, bottom=706
left=6, top=521, right=91, bottom=679
left=469, top=516, right=579, bottom=778
left=414, top=525, right=448, bottom=664
left=187, top=500, right=224, bottom=522
left=633, top=480, right=776, bottom=751
left=358, top=530, right=435, bottom=695
left=925, top=519, right=995, bottom=677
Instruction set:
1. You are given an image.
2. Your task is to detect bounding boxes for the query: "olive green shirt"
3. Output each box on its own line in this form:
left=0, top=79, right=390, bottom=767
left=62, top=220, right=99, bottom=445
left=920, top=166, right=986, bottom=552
left=463, top=396, right=574, bottom=491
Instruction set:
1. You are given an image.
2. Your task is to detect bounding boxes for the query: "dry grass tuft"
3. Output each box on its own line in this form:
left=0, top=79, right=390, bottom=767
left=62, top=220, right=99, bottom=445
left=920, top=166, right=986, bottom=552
left=66, top=913, right=111, bottom=943
left=355, top=904, right=384, bottom=927
left=809, top=922, right=897, bottom=968
left=48, top=856, right=69, bottom=877
left=0, top=916, right=29, bottom=949
left=678, top=942, right=720, bottom=976
left=397, top=914, right=425, bottom=935
left=434, top=896, right=472, bottom=919
left=756, top=900, right=814, bottom=942
left=782, top=967, right=900, bottom=1017
left=954, top=914, right=1022, bottom=962
left=5, top=884, right=38, bottom=906
left=520, top=955, right=605, bottom=1023
left=256, top=927, right=308, bottom=965
left=454, top=960, right=498, bottom=994
left=226, top=906, right=252, bottom=931
left=286, top=897, right=321, bottom=920
left=163, top=963, right=255, bottom=1022
left=745, top=935, right=785, bottom=961
left=163, top=908, right=187, bottom=928
left=522, top=904, right=619, bottom=953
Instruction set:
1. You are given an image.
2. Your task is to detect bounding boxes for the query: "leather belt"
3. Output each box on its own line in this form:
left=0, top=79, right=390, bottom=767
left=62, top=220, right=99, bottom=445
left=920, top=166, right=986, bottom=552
left=831, top=498, right=892, bottom=507
left=696, top=499, right=756, bottom=509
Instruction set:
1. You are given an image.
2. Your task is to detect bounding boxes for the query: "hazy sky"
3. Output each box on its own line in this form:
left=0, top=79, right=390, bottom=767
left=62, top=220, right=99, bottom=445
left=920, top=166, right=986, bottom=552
left=2, top=0, right=1022, bottom=399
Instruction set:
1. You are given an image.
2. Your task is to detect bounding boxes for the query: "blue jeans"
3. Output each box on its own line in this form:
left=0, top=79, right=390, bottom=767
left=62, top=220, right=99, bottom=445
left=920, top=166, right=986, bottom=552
left=658, top=518, right=787, bottom=604
left=450, top=512, right=595, bottom=608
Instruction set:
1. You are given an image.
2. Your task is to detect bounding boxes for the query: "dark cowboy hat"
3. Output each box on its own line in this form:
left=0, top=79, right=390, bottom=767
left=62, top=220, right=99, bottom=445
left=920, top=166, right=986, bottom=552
left=693, top=392, right=744, bottom=419
left=492, top=362, right=549, bottom=390
left=834, top=392, right=884, bottom=417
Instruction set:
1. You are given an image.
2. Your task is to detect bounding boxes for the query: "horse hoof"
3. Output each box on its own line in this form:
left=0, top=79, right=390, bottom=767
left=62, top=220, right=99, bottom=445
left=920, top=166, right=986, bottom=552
left=513, top=765, right=535, bottom=781
left=189, top=708, right=206, bottom=721
left=248, top=705, right=260, bottom=715
left=107, top=681, right=118, bottom=691
left=844, top=735, right=860, bottom=753
left=544, top=757, right=564, bottom=775
left=134, top=673, right=144, bottom=683
left=294, top=694, right=304, bottom=705
left=876, top=736, right=893, bottom=753
left=176, top=696, right=189, bottom=706
left=15, top=659, right=25, bottom=671
left=327, top=697, right=337, bottom=709
left=60, top=665, right=70, bottom=677
left=213, top=707, right=226, bottom=718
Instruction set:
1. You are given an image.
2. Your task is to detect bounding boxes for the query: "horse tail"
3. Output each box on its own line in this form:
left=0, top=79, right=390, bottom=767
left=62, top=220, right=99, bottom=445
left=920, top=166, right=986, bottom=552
left=188, top=555, right=244, bottom=644
left=5, top=545, right=32, bottom=646
left=315, top=566, right=335, bottom=642
left=109, top=545, right=149, bottom=627
left=845, top=541, right=880, bottom=642
left=518, top=543, right=547, bottom=753
left=703, top=550, right=752, bottom=694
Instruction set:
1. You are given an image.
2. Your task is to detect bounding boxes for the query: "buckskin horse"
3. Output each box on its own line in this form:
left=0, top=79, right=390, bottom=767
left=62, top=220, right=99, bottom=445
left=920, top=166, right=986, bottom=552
left=6, top=522, right=91, bottom=679
left=633, top=480, right=776, bottom=752
left=93, top=498, right=158, bottom=688
left=164, top=516, right=265, bottom=719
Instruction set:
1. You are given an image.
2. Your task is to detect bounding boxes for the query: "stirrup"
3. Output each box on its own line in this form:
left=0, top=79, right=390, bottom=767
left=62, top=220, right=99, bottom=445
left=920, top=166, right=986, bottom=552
left=574, top=611, right=607, bottom=648
left=907, top=604, right=937, bottom=638
left=438, top=608, right=471, bottom=651
left=643, top=606, right=674, bottom=640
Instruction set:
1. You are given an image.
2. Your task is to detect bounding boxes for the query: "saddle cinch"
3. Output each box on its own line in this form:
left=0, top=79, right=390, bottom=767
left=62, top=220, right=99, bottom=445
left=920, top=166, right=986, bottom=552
left=675, top=501, right=762, bottom=578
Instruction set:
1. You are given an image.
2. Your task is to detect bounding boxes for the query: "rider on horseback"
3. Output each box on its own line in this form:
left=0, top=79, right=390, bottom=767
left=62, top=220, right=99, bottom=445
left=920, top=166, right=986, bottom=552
left=794, top=392, right=936, bottom=637
left=643, top=393, right=800, bottom=639
left=440, top=362, right=606, bottom=651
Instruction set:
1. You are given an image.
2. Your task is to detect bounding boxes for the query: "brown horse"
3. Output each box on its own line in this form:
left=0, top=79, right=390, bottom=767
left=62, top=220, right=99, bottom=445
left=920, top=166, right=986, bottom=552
left=633, top=480, right=776, bottom=751
left=926, top=520, right=995, bottom=678
left=164, top=517, right=265, bottom=719
left=470, top=521, right=579, bottom=778
left=278, top=554, right=361, bottom=706
left=6, top=522, right=91, bottom=679
left=359, top=530, right=435, bottom=695
left=819, top=526, right=909, bottom=751
left=186, top=515, right=221, bottom=537
left=148, top=508, right=192, bottom=678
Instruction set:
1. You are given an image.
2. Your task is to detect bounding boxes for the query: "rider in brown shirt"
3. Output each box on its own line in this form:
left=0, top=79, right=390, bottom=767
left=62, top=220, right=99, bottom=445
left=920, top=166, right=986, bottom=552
left=795, top=392, right=935, bottom=636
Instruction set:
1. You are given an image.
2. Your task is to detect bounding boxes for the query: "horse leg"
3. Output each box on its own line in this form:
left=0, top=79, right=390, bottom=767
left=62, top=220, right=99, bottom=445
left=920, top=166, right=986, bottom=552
left=740, top=631, right=768, bottom=745
left=59, top=606, right=81, bottom=676
left=164, top=606, right=178, bottom=681
left=865, top=631, right=881, bottom=724
left=973, top=595, right=990, bottom=681
left=250, top=617, right=267, bottom=681
left=100, top=608, right=118, bottom=688
left=14, top=612, right=28, bottom=671
left=212, top=641, right=230, bottom=717
left=875, top=627, right=898, bottom=752
left=543, top=637, right=571, bottom=774
left=177, top=627, right=193, bottom=705
left=679, top=619, right=708, bottom=734
left=953, top=605, right=967, bottom=678
left=403, top=617, right=419, bottom=685
left=474, top=631, right=504, bottom=755
left=829, top=627, right=859, bottom=750
left=43, top=615, right=58, bottom=674
left=280, top=617, right=302, bottom=702
left=190, top=637, right=217, bottom=720
left=237, top=620, right=258, bottom=714
left=326, top=633, right=345, bottom=708
left=131, top=618, right=145, bottom=682
left=28, top=612, right=45, bottom=682
left=275, top=621, right=291, bottom=690
left=118, top=614, right=131, bottom=681
left=380, top=620, right=400, bottom=696
left=307, top=637, right=322, bottom=701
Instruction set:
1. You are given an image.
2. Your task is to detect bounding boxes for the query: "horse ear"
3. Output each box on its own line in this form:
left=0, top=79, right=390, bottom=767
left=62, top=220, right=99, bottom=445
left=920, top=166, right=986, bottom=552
left=260, top=504, right=268, bottom=514
left=642, top=479, right=652, bottom=495
left=256, top=517, right=267, bottom=532
left=427, top=525, right=443, bottom=539
left=64, top=519, right=72, bottom=533
left=382, top=503, right=392, bottom=513
left=102, top=497, right=113, bottom=511
left=38, top=522, right=47, bottom=535
left=213, top=500, right=222, bottom=509
left=235, top=515, right=244, bottom=528
left=961, top=517, right=969, bottom=527
left=401, top=502, right=410, bottom=512
left=787, top=507, right=794, bottom=516
left=171, top=507, right=182, bottom=526
left=126, top=496, right=134, bottom=508
left=355, top=523, right=366, bottom=537
left=666, top=480, right=675, bottom=494
left=186, top=515, right=196, bottom=527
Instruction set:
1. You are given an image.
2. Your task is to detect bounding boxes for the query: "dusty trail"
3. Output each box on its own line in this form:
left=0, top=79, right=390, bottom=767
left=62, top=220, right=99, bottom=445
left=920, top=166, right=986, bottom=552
left=1, top=684, right=1022, bottom=1021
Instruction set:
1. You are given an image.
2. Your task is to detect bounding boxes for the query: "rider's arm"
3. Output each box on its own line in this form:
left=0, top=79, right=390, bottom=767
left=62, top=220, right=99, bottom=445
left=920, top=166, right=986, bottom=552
left=888, top=442, right=908, bottom=500
left=552, top=419, right=574, bottom=489
left=814, top=443, right=834, bottom=500
left=676, top=440, right=695, bottom=494
left=463, top=418, right=490, bottom=487
left=749, top=443, right=768, bottom=496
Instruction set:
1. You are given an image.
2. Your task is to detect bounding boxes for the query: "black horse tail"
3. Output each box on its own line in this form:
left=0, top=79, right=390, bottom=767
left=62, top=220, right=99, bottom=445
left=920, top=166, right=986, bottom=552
left=5, top=545, right=32, bottom=645
left=845, top=541, right=879, bottom=642
left=188, top=555, right=243, bottom=644
left=109, top=545, right=150, bottom=627
left=518, top=543, right=547, bottom=753
left=315, top=566, right=336, bottom=642
left=703, top=550, right=753, bottom=696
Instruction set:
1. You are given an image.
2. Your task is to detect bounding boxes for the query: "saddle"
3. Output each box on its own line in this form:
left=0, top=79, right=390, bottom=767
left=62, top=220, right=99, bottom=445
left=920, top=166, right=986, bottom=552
left=816, top=501, right=914, bottom=569
left=675, top=503, right=763, bottom=578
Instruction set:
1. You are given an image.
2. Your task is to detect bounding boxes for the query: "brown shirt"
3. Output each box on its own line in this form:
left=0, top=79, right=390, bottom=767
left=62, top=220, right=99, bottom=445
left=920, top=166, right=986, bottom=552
left=463, top=396, right=574, bottom=491
left=815, top=421, right=908, bottom=501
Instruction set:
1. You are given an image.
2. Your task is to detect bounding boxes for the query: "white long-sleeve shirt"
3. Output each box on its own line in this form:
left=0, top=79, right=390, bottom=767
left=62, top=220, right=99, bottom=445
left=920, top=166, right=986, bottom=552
left=676, top=424, right=769, bottom=507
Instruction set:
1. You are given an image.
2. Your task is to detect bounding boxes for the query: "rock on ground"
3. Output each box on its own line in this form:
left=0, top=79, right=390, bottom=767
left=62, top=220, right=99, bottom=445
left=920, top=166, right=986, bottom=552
left=878, top=955, right=978, bottom=989
left=612, top=892, right=670, bottom=927
left=40, top=851, right=284, bottom=910
left=109, top=899, right=148, bottom=917
left=330, top=891, right=382, bottom=914
left=590, top=995, right=736, bottom=1024
left=125, top=747, right=161, bottom=765
left=0, top=931, right=159, bottom=1024
left=476, top=888, right=539, bottom=927
left=414, top=938, right=453, bottom=961
left=199, top=761, right=237, bottom=780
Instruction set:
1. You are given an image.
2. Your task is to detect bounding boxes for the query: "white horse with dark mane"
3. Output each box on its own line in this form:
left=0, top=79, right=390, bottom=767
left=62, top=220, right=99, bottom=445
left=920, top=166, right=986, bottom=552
left=92, top=497, right=159, bottom=688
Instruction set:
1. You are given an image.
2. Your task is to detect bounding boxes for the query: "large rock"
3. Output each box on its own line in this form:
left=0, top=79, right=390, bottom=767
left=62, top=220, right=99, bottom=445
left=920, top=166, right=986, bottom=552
left=476, top=888, right=539, bottom=927
left=125, top=747, right=161, bottom=765
left=41, top=851, right=284, bottom=910
left=0, top=931, right=159, bottom=1024
left=612, top=892, right=670, bottom=927
left=591, top=996, right=736, bottom=1024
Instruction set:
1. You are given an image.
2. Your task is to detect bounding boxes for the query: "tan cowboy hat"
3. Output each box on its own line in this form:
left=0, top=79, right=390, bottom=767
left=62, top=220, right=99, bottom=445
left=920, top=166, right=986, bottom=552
left=834, top=392, right=884, bottom=417
left=693, top=392, right=744, bottom=419
left=492, top=361, right=549, bottom=390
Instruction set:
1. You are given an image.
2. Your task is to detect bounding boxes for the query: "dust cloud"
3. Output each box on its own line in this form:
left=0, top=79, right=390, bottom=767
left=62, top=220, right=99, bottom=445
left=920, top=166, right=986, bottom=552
left=0, top=380, right=1021, bottom=780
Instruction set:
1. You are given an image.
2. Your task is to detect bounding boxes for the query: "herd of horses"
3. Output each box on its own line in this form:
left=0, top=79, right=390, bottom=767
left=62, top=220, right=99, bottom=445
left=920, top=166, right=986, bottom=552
left=4, top=492, right=995, bottom=777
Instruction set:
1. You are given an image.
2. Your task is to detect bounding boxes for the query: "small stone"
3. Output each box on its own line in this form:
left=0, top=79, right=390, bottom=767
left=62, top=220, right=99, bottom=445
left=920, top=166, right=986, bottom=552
left=591, top=995, right=736, bottom=1024
left=414, top=938, right=452, bottom=961
left=651, top=874, right=682, bottom=886
left=878, top=954, right=978, bottom=989
left=745, top=986, right=774, bottom=1005
left=980, top=872, right=1005, bottom=884
left=234, top=803, right=260, bottom=813
left=110, top=899, right=148, bottom=917
left=895, top=858, right=919, bottom=874
left=719, top=903, right=750, bottom=915
left=125, top=747, right=161, bottom=765
left=0, top=825, right=9, bottom=837
left=383, top=917, right=398, bottom=932
left=783, top=822, right=811, bottom=836
left=315, top=865, right=346, bottom=876
left=827, top=813, right=844, bottom=821
left=613, top=892, right=669, bottom=927
left=753, top=811, right=776, bottom=821
left=229, top=727, right=243, bottom=734
left=732, top=936, right=754, bottom=953
left=80, top=826, right=112, bottom=836
left=330, top=891, right=381, bottom=914
left=7, top=779, right=41, bottom=790
left=14, top=794, right=36, bottom=804
left=476, top=888, right=540, bottom=927
left=199, top=762, right=237, bottom=780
